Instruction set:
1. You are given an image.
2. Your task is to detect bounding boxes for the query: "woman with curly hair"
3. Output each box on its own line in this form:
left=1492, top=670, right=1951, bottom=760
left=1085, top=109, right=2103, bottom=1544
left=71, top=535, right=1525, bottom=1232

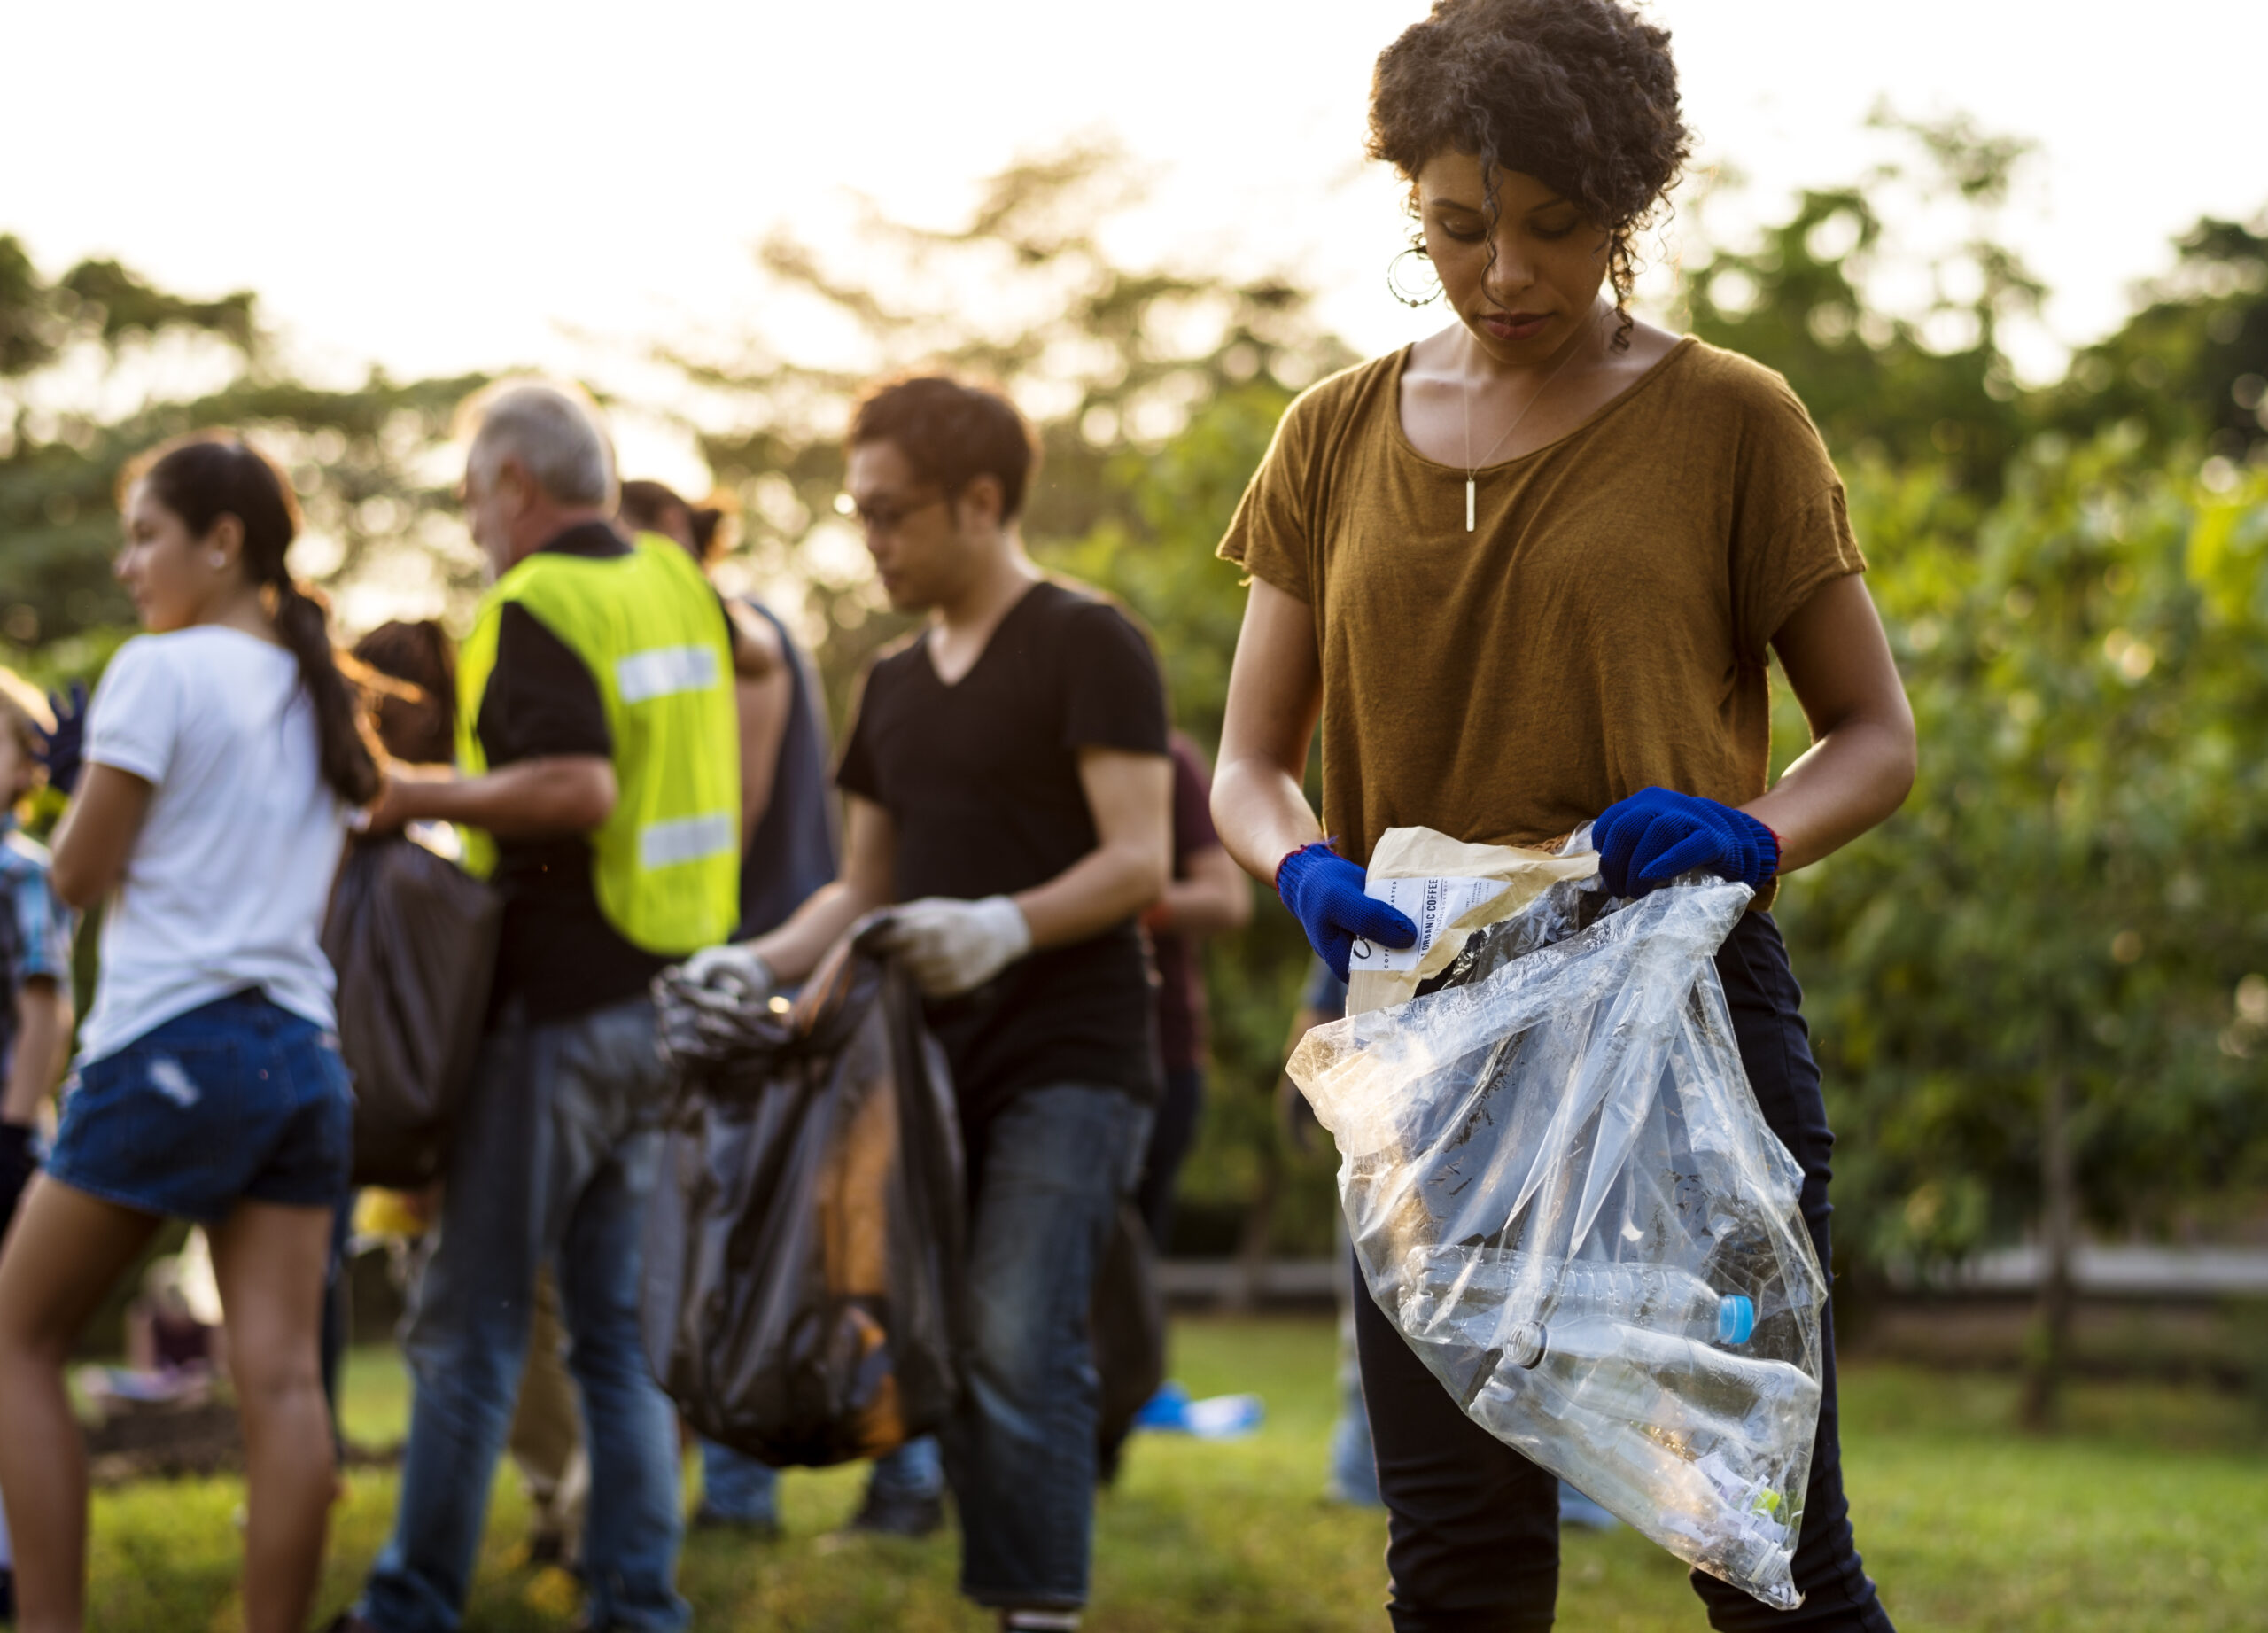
left=1211, top=1, right=1910, bottom=1627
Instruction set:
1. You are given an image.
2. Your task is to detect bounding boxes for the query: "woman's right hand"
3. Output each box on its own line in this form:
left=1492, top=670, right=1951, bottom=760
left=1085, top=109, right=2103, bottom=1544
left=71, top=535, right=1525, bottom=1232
left=1276, top=844, right=1417, bottom=983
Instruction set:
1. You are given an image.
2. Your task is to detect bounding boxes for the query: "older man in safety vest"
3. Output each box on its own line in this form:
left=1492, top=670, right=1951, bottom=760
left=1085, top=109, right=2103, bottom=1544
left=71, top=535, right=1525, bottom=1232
left=337, top=380, right=768, bottom=1633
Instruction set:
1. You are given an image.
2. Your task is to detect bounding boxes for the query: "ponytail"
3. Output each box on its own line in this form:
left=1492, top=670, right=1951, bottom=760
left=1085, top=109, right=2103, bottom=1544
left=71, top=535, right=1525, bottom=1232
left=120, top=433, right=384, bottom=807
left=273, top=578, right=384, bottom=805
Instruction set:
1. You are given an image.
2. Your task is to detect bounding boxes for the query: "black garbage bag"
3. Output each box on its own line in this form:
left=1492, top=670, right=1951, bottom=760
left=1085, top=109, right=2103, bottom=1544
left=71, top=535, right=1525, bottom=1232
left=322, top=831, right=501, bottom=1188
left=1093, top=1200, right=1165, bottom=1480
left=643, top=921, right=966, bottom=1467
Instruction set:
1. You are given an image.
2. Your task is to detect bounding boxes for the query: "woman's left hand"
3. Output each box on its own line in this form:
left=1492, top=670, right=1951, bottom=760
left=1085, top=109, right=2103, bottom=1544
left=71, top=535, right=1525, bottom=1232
left=33, top=681, right=88, bottom=796
left=1593, top=787, right=1779, bottom=898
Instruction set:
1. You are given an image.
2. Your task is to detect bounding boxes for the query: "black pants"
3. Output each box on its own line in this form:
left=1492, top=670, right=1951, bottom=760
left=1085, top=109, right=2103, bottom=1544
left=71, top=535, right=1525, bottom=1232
left=1132, top=1063, right=1205, bottom=1250
left=1353, top=912, right=1895, bottom=1632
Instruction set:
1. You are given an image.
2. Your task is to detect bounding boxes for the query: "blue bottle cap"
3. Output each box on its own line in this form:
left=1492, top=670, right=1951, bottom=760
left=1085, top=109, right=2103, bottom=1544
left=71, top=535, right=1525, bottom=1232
left=1717, top=1295, right=1756, bottom=1345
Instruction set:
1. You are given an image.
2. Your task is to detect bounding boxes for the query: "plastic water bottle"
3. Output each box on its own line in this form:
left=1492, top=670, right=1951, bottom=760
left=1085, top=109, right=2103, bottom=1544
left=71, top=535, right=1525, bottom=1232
left=1472, top=1362, right=1801, bottom=1597
left=1464, top=1314, right=1819, bottom=1602
left=1498, top=1314, right=1817, bottom=1450
left=1399, top=1246, right=1755, bottom=1349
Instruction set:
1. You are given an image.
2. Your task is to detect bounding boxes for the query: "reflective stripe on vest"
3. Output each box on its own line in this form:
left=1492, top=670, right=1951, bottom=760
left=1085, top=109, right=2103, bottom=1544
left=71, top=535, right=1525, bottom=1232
left=617, top=644, right=721, bottom=704
left=454, top=533, right=742, bottom=955
left=640, top=811, right=737, bottom=870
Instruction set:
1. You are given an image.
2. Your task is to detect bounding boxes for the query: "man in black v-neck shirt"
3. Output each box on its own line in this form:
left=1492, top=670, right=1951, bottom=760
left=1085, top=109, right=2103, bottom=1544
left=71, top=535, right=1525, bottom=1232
left=685, top=377, right=1171, bottom=1630
left=834, top=578, right=1166, bottom=1128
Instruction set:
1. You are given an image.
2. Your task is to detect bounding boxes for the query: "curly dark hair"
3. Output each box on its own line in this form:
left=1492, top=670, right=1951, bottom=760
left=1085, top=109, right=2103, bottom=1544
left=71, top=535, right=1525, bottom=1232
left=1368, top=0, right=1690, bottom=347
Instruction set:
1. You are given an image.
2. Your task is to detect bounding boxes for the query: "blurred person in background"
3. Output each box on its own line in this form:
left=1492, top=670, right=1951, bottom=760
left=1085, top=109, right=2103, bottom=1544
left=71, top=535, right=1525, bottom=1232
left=1209, top=2, right=1914, bottom=1627
left=1130, top=732, right=1249, bottom=1248
left=1273, top=960, right=1379, bottom=1510
left=353, top=620, right=457, bottom=770
left=617, top=480, right=837, bottom=941
left=0, top=668, right=73, bottom=1238
left=0, top=668, right=77, bottom=1621
left=679, top=375, right=1171, bottom=1632
left=356, top=617, right=618, bottom=1574
left=334, top=381, right=750, bottom=1633
left=330, top=621, right=484, bottom=1502
left=0, top=433, right=375, bottom=1633
left=618, top=476, right=951, bottom=1537
left=353, top=616, right=597, bottom=1573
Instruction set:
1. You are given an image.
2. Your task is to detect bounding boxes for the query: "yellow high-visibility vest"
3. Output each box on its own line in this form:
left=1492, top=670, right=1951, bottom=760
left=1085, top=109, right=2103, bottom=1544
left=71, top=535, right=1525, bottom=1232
left=455, top=533, right=741, bottom=955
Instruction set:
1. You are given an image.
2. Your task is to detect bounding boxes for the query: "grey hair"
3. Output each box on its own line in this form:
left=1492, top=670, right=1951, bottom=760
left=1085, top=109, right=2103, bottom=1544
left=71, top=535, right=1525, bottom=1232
left=457, top=378, right=617, bottom=509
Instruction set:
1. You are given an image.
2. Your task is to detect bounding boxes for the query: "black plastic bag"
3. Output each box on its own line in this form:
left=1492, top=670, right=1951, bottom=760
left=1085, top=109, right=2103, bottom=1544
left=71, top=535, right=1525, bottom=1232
left=322, top=831, right=501, bottom=1188
left=1093, top=1200, right=1165, bottom=1479
left=643, top=921, right=966, bottom=1467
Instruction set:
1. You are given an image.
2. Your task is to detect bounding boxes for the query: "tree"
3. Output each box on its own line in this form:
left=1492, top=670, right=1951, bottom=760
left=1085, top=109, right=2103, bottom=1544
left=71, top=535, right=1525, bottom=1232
left=1679, top=110, right=2044, bottom=498
left=0, top=234, right=485, bottom=663
left=1775, top=434, right=2268, bottom=1419
left=2037, top=215, right=2268, bottom=467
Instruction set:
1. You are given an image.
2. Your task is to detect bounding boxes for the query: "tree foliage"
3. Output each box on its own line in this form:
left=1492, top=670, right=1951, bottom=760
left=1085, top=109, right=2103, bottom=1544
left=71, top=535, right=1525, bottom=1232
left=1780, top=440, right=2268, bottom=1276
left=0, top=233, right=484, bottom=662
left=1681, top=110, right=2044, bottom=496
left=2037, top=218, right=2268, bottom=466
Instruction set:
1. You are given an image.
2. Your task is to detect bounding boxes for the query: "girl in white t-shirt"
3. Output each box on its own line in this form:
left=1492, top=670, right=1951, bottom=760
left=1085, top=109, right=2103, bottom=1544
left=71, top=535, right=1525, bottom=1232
left=0, top=434, right=379, bottom=1633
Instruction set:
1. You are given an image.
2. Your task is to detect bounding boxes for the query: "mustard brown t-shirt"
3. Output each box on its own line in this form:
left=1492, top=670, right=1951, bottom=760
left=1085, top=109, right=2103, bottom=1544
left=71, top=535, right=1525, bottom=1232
left=1217, top=337, right=1864, bottom=878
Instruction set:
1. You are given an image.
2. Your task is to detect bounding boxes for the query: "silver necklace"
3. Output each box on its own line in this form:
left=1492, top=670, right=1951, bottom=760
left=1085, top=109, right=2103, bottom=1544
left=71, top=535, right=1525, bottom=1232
left=1459, top=317, right=1594, bottom=532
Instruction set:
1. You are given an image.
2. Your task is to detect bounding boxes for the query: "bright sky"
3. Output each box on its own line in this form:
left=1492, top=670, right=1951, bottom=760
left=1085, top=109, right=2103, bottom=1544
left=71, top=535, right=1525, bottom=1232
left=10, top=0, right=2266, bottom=487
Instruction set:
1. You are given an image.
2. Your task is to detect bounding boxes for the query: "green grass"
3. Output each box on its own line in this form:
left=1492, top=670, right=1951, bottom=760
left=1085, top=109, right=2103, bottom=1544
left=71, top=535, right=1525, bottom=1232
left=83, top=1318, right=2268, bottom=1630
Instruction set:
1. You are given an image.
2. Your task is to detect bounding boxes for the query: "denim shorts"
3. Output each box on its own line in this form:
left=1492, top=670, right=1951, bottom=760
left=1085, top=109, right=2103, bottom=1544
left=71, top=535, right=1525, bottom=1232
left=47, top=990, right=353, bottom=1224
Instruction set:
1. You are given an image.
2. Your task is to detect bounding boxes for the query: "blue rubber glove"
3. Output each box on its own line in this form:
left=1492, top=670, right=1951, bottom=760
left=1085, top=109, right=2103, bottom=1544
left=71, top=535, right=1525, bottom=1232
left=34, top=681, right=88, bottom=796
left=1276, top=843, right=1418, bottom=984
left=1592, top=788, right=1780, bottom=898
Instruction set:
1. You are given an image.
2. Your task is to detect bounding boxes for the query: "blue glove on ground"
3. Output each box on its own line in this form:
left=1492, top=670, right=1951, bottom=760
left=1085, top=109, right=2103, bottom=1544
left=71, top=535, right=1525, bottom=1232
left=1593, top=787, right=1780, bottom=898
left=35, top=681, right=88, bottom=796
left=1276, top=843, right=1418, bottom=984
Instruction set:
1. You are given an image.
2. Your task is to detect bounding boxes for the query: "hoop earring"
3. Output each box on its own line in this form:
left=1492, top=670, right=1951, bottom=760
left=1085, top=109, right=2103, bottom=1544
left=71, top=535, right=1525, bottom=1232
left=1386, top=235, right=1442, bottom=308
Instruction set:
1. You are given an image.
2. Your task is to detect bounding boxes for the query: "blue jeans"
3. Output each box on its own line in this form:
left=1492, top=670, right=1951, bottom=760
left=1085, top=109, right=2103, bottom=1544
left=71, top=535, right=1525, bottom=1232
left=47, top=990, right=351, bottom=1222
left=697, top=1435, right=944, bottom=1522
left=359, top=998, right=688, bottom=1633
left=1328, top=1216, right=1381, bottom=1505
left=946, top=1083, right=1152, bottom=1610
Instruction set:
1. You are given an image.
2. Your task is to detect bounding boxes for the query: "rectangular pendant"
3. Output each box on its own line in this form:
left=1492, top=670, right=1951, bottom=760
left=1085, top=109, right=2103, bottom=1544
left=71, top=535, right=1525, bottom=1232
left=1465, top=478, right=1475, bottom=533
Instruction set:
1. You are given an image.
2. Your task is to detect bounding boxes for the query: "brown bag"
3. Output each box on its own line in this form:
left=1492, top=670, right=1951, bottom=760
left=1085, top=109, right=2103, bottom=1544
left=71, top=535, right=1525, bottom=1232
left=321, top=831, right=501, bottom=1188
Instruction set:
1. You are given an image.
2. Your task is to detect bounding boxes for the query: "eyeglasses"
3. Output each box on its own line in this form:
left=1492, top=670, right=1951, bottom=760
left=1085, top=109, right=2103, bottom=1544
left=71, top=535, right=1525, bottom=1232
left=835, top=489, right=949, bottom=537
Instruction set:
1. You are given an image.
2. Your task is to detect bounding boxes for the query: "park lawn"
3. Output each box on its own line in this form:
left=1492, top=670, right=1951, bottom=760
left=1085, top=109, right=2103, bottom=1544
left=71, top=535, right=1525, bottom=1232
left=84, top=1316, right=2268, bottom=1631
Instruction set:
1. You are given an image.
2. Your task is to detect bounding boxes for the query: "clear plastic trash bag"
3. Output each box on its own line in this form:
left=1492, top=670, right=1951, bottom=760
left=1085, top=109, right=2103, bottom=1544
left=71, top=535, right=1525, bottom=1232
left=1289, top=861, right=1828, bottom=1610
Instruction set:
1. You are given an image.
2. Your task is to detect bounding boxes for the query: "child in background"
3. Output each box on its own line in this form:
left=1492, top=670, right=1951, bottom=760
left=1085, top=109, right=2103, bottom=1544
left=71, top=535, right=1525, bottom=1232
left=0, top=668, right=78, bottom=1624
left=0, top=667, right=74, bottom=1240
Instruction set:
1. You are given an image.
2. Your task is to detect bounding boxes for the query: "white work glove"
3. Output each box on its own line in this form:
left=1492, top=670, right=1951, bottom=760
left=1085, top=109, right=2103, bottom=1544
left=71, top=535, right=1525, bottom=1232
left=680, top=942, right=776, bottom=1005
left=656, top=942, right=779, bottom=1065
left=873, top=896, right=1032, bottom=998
